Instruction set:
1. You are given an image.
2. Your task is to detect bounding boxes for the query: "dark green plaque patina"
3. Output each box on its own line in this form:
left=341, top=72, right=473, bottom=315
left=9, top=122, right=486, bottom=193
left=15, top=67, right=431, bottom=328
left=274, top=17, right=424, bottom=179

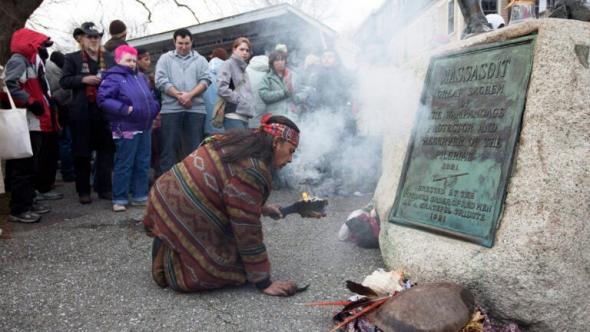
left=389, top=35, right=535, bottom=248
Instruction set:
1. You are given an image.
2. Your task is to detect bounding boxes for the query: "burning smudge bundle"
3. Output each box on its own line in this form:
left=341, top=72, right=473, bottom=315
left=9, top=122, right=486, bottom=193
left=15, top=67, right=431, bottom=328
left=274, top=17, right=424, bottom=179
left=279, top=192, right=328, bottom=218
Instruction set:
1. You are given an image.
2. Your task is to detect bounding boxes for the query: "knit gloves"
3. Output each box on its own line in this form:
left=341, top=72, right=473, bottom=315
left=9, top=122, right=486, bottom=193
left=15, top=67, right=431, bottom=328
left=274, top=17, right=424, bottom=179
left=26, top=101, right=44, bottom=116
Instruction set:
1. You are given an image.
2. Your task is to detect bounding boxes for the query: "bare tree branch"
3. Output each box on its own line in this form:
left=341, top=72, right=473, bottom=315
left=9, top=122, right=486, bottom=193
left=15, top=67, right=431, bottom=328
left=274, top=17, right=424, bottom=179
left=27, top=18, right=52, bottom=31
left=173, top=0, right=200, bottom=24
left=133, top=0, right=153, bottom=23
left=0, top=0, right=44, bottom=63
left=98, top=0, right=105, bottom=31
left=234, top=0, right=333, bottom=20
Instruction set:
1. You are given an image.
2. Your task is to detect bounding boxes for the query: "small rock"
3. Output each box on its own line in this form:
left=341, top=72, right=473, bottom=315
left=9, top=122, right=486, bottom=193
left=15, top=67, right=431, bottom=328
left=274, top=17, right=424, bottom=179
left=371, top=282, right=474, bottom=332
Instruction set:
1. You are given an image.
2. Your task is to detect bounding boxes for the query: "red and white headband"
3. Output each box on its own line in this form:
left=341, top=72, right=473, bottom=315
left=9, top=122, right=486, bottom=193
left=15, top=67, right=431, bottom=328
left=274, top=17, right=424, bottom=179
left=259, top=113, right=299, bottom=148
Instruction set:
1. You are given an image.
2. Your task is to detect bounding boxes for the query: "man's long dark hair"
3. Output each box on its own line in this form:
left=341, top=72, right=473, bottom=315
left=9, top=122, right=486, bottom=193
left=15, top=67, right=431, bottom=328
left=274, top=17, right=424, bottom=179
left=219, top=115, right=299, bottom=164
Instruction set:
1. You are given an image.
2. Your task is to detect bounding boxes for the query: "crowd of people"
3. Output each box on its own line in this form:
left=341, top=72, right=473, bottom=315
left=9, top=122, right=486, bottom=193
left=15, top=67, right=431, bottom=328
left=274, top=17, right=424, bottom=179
left=1, top=19, right=348, bottom=295
left=0, top=20, right=353, bottom=224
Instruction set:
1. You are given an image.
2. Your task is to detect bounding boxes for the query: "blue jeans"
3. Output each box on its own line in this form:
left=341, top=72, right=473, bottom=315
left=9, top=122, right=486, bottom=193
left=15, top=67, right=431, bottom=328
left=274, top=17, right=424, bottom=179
left=112, top=130, right=151, bottom=205
left=160, top=112, right=205, bottom=173
left=58, top=126, right=75, bottom=180
left=223, top=117, right=248, bottom=130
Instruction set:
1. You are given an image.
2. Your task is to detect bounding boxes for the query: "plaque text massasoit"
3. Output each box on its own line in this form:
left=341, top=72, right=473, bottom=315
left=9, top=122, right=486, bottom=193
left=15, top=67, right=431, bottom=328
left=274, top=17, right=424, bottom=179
left=389, top=35, right=535, bottom=248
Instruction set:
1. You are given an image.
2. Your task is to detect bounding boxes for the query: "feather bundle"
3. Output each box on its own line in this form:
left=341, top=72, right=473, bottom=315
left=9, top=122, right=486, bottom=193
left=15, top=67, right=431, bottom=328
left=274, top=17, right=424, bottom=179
left=361, top=269, right=405, bottom=296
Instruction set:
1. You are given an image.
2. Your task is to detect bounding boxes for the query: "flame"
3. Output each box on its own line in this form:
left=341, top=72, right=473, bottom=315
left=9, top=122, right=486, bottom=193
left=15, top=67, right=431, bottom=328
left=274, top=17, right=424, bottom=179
left=302, top=192, right=309, bottom=202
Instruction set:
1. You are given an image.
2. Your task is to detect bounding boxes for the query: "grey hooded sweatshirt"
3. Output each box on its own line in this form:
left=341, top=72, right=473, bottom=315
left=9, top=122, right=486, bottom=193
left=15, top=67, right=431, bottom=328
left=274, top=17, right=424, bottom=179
left=155, top=49, right=211, bottom=114
left=217, top=54, right=255, bottom=120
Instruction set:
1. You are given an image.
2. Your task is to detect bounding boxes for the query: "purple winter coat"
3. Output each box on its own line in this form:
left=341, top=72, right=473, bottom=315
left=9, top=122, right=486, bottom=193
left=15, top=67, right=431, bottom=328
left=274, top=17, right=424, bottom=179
left=97, top=64, right=159, bottom=133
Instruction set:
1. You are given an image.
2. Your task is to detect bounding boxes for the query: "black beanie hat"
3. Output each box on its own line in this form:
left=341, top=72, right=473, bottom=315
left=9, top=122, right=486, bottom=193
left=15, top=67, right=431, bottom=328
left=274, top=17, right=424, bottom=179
left=109, top=20, right=127, bottom=36
left=136, top=48, right=149, bottom=57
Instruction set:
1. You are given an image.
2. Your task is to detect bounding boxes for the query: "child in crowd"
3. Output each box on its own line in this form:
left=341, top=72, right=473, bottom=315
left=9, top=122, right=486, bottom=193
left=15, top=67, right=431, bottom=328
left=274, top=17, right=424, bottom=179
left=98, top=45, right=159, bottom=212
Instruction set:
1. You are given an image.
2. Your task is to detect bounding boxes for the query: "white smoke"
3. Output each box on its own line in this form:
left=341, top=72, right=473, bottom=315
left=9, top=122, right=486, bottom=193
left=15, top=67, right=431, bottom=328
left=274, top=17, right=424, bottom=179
left=281, top=44, right=422, bottom=197
left=355, top=64, right=421, bottom=137
left=283, top=109, right=382, bottom=196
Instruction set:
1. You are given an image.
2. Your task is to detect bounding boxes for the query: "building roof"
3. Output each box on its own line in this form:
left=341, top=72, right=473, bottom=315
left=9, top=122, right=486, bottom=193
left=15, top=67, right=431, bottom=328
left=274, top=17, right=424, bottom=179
left=128, top=4, right=337, bottom=59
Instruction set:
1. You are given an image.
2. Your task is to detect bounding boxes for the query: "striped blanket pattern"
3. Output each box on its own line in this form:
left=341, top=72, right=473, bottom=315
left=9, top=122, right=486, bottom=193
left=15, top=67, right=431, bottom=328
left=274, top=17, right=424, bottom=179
left=144, top=139, right=272, bottom=291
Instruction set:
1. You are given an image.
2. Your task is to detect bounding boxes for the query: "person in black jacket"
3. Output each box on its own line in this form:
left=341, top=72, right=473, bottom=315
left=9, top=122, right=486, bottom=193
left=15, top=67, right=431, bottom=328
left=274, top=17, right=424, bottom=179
left=46, top=51, right=75, bottom=182
left=60, top=22, right=114, bottom=204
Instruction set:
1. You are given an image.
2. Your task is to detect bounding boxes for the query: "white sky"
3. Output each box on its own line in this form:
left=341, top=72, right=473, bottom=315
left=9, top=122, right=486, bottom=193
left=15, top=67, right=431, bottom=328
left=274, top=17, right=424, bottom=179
left=27, top=0, right=384, bottom=53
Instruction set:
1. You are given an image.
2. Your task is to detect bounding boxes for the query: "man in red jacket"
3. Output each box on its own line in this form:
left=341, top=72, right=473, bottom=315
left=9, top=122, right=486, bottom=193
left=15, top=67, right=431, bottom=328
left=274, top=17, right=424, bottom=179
left=4, top=28, right=62, bottom=223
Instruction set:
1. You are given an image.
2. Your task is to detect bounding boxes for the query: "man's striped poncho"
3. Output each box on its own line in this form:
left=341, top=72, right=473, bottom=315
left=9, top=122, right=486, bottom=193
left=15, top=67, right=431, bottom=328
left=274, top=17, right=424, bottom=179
left=144, top=138, right=272, bottom=292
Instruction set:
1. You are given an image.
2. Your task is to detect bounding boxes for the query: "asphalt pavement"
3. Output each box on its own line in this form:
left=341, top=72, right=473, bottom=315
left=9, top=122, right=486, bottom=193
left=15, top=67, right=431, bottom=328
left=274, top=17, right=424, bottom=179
left=0, top=181, right=383, bottom=332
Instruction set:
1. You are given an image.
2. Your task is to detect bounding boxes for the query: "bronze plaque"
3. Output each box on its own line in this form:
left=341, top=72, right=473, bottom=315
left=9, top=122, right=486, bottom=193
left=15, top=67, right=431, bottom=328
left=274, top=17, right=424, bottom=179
left=389, top=35, right=535, bottom=247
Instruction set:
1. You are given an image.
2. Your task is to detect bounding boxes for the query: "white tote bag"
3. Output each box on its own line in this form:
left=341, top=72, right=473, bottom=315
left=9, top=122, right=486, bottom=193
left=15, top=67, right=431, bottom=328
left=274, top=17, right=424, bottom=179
left=0, top=87, right=33, bottom=159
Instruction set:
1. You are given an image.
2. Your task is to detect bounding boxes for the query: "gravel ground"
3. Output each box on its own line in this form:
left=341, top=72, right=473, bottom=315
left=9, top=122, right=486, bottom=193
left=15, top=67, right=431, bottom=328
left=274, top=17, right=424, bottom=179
left=0, top=181, right=383, bottom=331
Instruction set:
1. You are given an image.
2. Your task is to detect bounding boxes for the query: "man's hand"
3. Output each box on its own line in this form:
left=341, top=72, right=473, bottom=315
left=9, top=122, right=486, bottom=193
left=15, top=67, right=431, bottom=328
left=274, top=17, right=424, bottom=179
left=127, top=106, right=133, bottom=114
left=82, top=75, right=101, bottom=86
left=262, top=280, right=297, bottom=297
left=262, top=204, right=283, bottom=220
left=177, top=92, right=193, bottom=108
